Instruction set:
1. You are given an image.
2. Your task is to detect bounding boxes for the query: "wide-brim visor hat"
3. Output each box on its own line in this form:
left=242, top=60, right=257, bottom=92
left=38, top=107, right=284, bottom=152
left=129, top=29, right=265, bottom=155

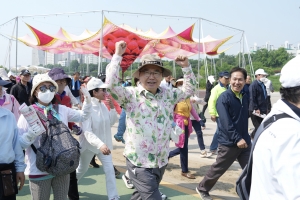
left=87, top=77, right=108, bottom=91
left=133, top=54, right=172, bottom=78
left=175, top=78, right=184, bottom=86
left=0, top=77, right=11, bottom=87
left=48, top=68, right=71, bottom=84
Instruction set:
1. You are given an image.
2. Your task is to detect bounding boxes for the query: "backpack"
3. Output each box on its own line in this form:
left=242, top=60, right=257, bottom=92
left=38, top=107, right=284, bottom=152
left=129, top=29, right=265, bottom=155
left=31, top=105, right=80, bottom=176
left=236, top=113, right=294, bottom=200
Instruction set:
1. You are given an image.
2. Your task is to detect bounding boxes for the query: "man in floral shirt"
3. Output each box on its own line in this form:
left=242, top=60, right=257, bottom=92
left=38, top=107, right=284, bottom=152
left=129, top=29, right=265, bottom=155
left=106, top=41, right=196, bottom=200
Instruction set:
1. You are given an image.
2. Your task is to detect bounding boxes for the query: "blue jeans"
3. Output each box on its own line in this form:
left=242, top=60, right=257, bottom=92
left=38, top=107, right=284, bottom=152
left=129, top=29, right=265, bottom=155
left=210, top=118, right=219, bottom=151
left=116, top=109, right=126, bottom=137
left=191, top=120, right=205, bottom=150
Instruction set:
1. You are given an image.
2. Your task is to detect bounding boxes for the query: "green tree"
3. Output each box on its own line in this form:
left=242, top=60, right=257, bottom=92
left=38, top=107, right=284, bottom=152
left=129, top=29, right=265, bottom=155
left=70, top=60, right=80, bottom=72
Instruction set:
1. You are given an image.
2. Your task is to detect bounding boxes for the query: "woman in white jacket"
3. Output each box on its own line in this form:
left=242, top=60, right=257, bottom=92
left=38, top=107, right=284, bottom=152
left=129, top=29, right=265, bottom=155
left=76, top=77, right=119, bottom=200
left=17, top=74, right=92, bottom=200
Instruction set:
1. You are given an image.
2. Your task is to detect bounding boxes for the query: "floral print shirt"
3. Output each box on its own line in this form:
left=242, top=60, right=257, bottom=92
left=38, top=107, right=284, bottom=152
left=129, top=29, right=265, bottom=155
left=106, top=55, right=197, bottom=168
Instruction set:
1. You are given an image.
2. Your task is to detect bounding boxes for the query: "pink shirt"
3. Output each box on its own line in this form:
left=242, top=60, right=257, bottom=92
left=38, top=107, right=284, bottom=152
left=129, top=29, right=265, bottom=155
left=0, top=93, right=20, bottom=121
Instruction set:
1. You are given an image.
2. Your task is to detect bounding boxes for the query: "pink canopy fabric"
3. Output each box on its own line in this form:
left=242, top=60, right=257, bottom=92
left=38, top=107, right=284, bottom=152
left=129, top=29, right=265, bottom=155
left=18, top=18, right=232, bottom=72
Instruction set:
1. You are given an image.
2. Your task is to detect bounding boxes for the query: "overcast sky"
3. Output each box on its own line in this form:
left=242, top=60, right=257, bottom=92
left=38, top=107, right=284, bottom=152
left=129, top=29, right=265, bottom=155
left=0, top=0, right=299, bottom=67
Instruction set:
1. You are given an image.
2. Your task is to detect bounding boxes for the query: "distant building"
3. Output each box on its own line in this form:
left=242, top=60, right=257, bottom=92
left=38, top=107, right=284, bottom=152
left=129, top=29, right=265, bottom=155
left=251, top=41, right=300, bottom=56
left=32, top=49, right=45, bottom=66
left=45, top=52, right=57, bottom=65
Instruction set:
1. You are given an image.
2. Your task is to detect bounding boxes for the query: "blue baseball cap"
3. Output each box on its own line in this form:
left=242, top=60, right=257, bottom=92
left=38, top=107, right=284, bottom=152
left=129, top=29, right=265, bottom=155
left=219, top=71, right=229, bottom=78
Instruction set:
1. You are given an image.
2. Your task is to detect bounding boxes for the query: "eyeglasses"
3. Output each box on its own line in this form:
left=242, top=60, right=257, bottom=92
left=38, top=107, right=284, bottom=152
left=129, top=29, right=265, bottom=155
left=141, top=71, right=162, bottom=78
left=99, top=88, right=106, bottom=92
left=39, top=85, right=57, bottom=93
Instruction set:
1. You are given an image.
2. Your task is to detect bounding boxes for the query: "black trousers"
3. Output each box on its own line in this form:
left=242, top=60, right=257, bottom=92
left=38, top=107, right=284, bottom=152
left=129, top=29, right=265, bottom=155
left=68, top=170, right=79, bottom=200
left=0, top=163, right=17, bottom=200
left=267, top=96, right=272, bottom=111
left=197, top=144, right=251, bottom=193
left=202, top=103, right=208, bottom=115
left=169, top=126, right=189, bottom=173
left=126, top=159, right=166, bottom=200
left=250, top=114, right=264, bottom=138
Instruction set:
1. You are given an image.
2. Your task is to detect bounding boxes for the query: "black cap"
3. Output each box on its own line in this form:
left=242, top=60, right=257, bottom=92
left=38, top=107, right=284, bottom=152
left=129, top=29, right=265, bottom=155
left=19, top=69, right=31, bottom=76
left=219, top=71, right=229, bottom=78
left=98, top=73, right=106, bottom=82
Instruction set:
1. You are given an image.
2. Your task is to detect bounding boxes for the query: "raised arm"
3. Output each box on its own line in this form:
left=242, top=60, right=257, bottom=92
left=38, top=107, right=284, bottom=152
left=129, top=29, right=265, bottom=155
left=172, top=56, right=197, bottom=104
left=105, top=41, right=131, bottom=107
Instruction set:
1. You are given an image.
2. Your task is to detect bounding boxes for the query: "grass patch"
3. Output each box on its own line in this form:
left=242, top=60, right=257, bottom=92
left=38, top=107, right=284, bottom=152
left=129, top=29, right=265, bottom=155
left=268, top=75, right=281, bottom=91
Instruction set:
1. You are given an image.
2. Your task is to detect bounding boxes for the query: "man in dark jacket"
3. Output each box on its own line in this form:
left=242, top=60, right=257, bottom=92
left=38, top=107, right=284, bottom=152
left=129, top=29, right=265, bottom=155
left=68, top=71, right=81, bottom=103
left=249, top=69, right=268, bottom=138
left=196, top=67, right=251, bottom=200
left=10, top=69, right=32, bottom=106
left=200, top=75, right=215, bottom=119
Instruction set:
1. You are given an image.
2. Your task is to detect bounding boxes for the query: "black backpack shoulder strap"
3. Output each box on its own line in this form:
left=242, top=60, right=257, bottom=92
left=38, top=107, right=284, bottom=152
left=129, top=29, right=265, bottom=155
left=31, top=144, right=37, bottom=154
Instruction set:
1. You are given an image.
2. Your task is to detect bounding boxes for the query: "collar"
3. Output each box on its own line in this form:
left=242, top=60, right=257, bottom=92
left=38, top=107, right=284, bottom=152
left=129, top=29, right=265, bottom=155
left=0, top=107, right=10, bottom=117
left=230, top=88, right=242, bottom=99
left=282, top=99, right=300, bottom=118
left=57, top=91, right=66, bottom=99
left=137, top=84, right=162, bottom=98
left=219, top=82, right=228, bottom=88
left=91, top=97, right=103, bottom=105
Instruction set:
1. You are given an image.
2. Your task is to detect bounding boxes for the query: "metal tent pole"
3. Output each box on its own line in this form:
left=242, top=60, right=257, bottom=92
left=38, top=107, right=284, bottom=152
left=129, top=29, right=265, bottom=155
left=173, top=60, right=176, bottom=78
left=197, top=19, right=201, bottom=88
left=200, top=19, right=208, bottom=82
left=15, top=17, right=18, bottom=73
left=98, top=10, right=104, bottom=75
left=244, top=35, right=255, bottom=78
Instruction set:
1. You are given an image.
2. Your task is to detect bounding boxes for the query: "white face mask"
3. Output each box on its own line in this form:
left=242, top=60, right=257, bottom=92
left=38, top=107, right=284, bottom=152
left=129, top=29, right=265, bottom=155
left=37, top=90, right=55, bottom=104
left=260, top=77, right=266, bottom=82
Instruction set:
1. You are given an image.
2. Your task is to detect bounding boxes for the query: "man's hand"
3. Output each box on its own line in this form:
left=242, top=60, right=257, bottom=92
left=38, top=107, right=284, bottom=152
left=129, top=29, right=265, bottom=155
left=211, top=116, right=216, bottom=122
left=175, top=56, right=189, bottom=68
left=237, top=139, right=248, bottom=148
left=115, top=41, right=127, bottom=56
left=255, top=109, right=260, bottom=115
left=106, top=97, right=114, bottom=109
left=16, top=172, right=25, bottom=190
left=100, top=144, right=111, bottom=155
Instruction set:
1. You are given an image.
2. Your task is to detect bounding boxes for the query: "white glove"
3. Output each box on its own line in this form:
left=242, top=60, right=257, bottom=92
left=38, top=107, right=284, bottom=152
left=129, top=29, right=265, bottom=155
left=170, top=124, right=183, bottom=144
left=24, top=124, right=42, bottom=142
left=80, top=87, right=91, bottom=104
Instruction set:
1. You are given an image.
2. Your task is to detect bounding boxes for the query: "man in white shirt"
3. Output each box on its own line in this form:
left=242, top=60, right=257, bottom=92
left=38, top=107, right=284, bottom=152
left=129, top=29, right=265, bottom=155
left=250, top=56, right=300, bottom=200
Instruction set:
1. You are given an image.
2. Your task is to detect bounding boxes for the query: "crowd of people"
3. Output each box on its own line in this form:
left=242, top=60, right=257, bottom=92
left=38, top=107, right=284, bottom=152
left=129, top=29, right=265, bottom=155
left=0, top=40, right=299, bottom=200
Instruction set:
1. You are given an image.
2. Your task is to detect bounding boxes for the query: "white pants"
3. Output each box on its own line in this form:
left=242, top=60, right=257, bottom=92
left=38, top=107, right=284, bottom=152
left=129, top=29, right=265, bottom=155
left=76, top=149, right=119, bottom=200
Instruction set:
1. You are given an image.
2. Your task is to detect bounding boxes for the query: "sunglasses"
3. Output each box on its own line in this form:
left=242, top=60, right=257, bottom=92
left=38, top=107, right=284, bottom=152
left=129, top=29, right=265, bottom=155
left=39, top=85, right=57, bottom=93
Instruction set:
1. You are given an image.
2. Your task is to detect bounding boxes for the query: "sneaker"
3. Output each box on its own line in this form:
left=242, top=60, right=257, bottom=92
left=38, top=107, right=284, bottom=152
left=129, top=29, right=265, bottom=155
left=122, top=174, right=134, bottom=189
left=196, top=187, right=212, bottom=200
left=160, top=191, right=167, bottom=200
left=209, top=150, right=217, bottom=155
left=200, top=150, right=212, bottom=158
left=90, top=158, right=100, bottom=168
